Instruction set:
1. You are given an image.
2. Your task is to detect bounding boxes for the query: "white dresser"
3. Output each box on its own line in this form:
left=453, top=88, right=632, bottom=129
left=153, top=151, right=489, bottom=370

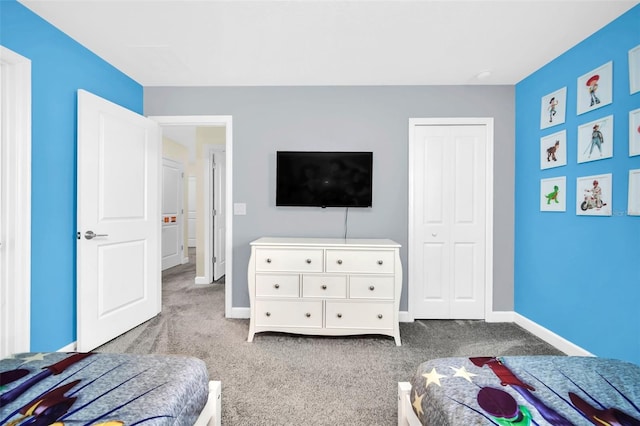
left=247, top=237, right=402, bottom=345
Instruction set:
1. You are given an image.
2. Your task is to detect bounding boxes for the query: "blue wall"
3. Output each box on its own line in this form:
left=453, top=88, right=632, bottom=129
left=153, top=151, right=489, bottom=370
left=515, top=6, right=640, bottom=364
left=0, top=0, right=143, bottom=350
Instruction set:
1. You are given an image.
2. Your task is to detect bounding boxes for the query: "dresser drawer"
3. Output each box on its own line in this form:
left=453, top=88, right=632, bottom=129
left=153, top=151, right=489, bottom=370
left=302, top=275, right=347, bottom=298
left=325, top=249, right=394, bottom=273
left=255, top=248, right=323, bottom=272
left=325, top=301, right=394, bottom=330
left=255, top=274, right=299, bottom=297
left=349, top=275, right=394, bottom=300
left=254, top=300, right=322, bottom=328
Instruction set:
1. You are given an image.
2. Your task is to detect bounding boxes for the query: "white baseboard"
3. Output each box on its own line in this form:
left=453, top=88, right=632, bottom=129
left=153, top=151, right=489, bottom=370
left=513, top=312, right=594, bottom=356
left=399, top=311, right=413, bottom=322
left=57, top=342, right=77, bottom=352
left=228, top=307, right=250, bottom=319
left=485, top=310, right=515, bottom=323
left=402, top=309, right=591, bottom=356
left=182, top=256, right=190, bottom=264
left=195, top=276, right=211, bottom=285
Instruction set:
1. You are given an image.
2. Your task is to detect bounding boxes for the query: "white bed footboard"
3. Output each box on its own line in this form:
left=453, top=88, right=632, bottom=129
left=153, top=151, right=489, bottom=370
left=195, top=381, right=222, bottom=426
left=398, top=382, right=422, bottom=426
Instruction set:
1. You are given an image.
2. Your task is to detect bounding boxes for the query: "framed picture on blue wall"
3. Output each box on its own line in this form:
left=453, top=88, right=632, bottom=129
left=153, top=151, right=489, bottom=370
left=540, top=87, right=566, bottom=129
left=577, top=115, right=613, bottom=163
left=540, top=130, right=567, bottom=169
left=629, top=169, right=640, bottom=216
left=576, top=173, right=612, bottom=216
left=540, top=176, right=566, bottom=212
left=630, top=108, right=640, bottom=156
left=629, top=45, right=640, bottom=95
left=576, top=61, right=613, bottom=115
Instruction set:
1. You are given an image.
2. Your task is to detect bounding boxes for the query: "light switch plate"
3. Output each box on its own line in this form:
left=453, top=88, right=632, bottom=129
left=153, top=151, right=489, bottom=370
left=233, top=203, right=247, bottom=215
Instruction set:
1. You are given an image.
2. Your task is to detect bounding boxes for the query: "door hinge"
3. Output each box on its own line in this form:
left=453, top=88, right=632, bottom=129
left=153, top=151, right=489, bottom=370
left=213, top=256, right=217, bottom=263
left=212, top=209, right=217, bottom=216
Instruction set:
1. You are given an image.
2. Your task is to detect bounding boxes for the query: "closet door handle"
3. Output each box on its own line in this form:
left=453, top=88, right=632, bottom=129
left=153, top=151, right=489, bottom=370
left=84, top=230, right=108, bottom=240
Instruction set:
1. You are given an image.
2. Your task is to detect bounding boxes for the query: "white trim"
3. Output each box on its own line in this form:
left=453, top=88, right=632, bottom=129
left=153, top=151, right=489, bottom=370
left=485, top=310, right=514, bottom=323
left=182, top=256, right=190, bottom=264
left=148, top=116, right=234, bottom=319
left=407, top=118, right=494, bottom=320
left=0, top=46, right=31, bottom=357
left=514, top=312, right=594, bottom=356
left=398, top=311, right=413, bottom=323
left=230, top=306, right=250, bottom=319
left=195, top=276, right=210, bottom=285
left=57, top=342, right=77, bottom=352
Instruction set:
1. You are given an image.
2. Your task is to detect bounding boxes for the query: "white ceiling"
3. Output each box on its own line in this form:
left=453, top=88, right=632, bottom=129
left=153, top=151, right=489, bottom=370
left=19, top=0, right=639, bottom=87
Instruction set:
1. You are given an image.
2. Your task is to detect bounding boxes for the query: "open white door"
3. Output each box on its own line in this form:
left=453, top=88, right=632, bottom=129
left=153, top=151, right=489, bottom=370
left=77, top=90, right=161, bottom=352
left=161, top=158, right=183, bottom=270
left=212, top=150, right=226, bottom=281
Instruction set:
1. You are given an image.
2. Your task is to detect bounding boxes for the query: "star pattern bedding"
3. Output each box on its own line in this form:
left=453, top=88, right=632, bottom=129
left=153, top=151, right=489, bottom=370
left=0, top=352, right=209, bottom=426
left=409, top=356, right=640, bottom=425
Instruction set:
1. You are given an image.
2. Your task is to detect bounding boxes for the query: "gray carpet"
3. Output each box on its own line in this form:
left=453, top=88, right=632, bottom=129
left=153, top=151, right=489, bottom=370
left=96, top=251, right=564, bottom=425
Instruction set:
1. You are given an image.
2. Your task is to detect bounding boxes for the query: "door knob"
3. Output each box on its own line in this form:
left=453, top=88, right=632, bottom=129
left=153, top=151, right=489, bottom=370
left=84, top=230, right=108, bottom=240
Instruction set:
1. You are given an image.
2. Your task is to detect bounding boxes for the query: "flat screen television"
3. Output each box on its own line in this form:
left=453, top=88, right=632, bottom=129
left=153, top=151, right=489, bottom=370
left=276, top=151, right=373, bottom=208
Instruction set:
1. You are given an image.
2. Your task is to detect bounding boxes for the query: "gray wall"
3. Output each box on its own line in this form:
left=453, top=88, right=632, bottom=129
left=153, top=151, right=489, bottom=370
left=144, top=86, right=515, bottom=312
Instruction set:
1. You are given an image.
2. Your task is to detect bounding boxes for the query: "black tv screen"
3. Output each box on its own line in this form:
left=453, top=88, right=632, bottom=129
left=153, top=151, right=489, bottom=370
left=276, top=151, right=373, bottom=207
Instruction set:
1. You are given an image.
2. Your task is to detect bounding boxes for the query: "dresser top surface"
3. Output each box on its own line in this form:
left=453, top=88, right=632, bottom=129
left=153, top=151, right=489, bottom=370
left=250, top=237, right=400, bottom=248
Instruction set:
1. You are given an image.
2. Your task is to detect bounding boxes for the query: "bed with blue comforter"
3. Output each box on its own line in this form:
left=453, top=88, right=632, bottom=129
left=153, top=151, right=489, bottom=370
left=0, top=352, right=212, bottom=426
left=407, top=356, right=640, bottom=425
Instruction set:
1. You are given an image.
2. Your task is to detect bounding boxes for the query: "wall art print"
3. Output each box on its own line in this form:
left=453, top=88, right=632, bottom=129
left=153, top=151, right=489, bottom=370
left=540, top=129, right=567, bottom=170
left=540, top=87, right=566, bottom=129
left=630, top=108, right=640, bottom=157
left=540, top=176, right=566, bottom=212
left=577, top=115, right=613, bottom=163
left=576, top=61, right=613, bottom=115
left=576, top=173, right=612, bottom=216
left=629, top=44, right=640, bottom=94
left=629, top=169, right=640, bottom=216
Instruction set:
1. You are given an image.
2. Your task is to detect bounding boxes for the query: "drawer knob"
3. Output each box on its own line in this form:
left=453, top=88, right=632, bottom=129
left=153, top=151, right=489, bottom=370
left=266, top=258, right=272, bottom=263
left=306, top=258, right=312, bottom=264
left=305, top=313, right=311, bottom=318
left=369, top=285, right=375, bottom=291
left=377, top=314, right=383, bottom=319
left=337, top=313, right=342, bottom=318
left=274, top=284, right=280, bottom=289
left=337, top=259, right=343, bottom=265
left=377, top=260, right=383, bottom=265
left=321, top=284, right=327, bottom=290
left=266, top=312, right=271, bottom=317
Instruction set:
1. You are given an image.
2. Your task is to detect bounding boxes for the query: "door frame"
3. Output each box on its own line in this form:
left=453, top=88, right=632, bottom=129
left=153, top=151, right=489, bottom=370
left=408, top=117, right=494, bottom=321
left=0, top=46, right=31, bottom=357
left=148, top=116, right=234, bottom=319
